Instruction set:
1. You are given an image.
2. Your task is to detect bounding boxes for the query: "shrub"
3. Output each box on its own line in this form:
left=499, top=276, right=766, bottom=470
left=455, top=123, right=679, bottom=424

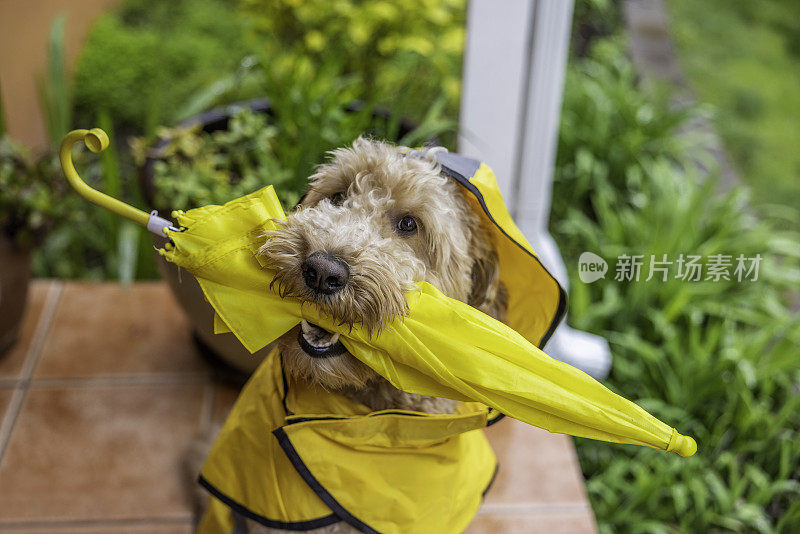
left=141, top=110, right=295, bottom=210
left=74, top=0, right=468, bottom=137
left=73, top=0, right=249, bottom=134
left=239, top=0, right=466, bottom=123
left=551, top=39, right=800, bottom=532
left=554, top=38, right=703, bottom=222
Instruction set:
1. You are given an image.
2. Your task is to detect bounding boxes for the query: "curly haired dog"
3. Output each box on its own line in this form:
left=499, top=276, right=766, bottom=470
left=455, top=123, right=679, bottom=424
left=259, top=138, right=508, bottom=416
left=194, top=138, right=508, bottom=533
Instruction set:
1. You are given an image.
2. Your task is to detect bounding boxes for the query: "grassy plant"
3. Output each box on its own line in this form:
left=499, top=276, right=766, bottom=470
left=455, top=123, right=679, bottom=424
left=37, top=14, right=72, bottom=147
left=552, top=39, right=800, bottom=532
left=33, top=131, right=158, bottom=281
left=554, top=38, right=709, bottom=222
left=665, top=0, right=800, bottom=231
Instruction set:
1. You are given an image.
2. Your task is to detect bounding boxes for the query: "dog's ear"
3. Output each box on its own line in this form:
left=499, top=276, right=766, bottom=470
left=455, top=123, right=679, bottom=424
left=467, top=223, right=508, bottom=322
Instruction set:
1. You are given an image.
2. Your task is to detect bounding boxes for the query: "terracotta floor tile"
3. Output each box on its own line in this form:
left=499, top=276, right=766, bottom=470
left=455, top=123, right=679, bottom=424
left=483, top=418, right=590, bottom=505
left=0, top=281, right=53, bottom=380
left=0, top=383, right=205, bottom=522
left=34, top=282, right=205, bottom=378
left=3, top=521, right=193, bottom=533
left=0, top=388, right=13, bottom=426
left=467, top=511, right=598, bottom=533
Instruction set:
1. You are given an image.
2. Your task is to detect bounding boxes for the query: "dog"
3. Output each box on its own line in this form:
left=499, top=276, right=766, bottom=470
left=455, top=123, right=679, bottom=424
left=193, top=138, right=509, bottom=533
left=259, top=138, right=508, bottom=417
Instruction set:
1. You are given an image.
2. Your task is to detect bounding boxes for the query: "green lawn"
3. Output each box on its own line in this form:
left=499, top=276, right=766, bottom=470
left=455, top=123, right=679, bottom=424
left=665, top=0, right=800, bottom=227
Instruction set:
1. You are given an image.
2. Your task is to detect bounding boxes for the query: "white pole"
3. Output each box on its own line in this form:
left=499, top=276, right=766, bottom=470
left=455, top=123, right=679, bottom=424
left=458, top=0, right=611, bottom=378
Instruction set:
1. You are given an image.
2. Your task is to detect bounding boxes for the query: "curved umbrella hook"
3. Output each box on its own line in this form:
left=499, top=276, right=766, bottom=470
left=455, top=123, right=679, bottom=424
left=59, top=128, right=178, bottom=235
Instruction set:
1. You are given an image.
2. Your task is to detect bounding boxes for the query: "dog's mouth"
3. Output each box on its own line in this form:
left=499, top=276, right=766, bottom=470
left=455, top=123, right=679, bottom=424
left=297, top=319, right=347, bottom=358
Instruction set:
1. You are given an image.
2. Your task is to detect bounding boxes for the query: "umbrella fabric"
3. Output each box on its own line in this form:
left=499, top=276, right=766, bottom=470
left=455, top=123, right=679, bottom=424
left=159, top=185, right=696, bottom=457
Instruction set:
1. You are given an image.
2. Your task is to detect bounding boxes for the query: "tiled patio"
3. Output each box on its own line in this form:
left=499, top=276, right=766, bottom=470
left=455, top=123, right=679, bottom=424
left=0, top=281, right=597, bottom=533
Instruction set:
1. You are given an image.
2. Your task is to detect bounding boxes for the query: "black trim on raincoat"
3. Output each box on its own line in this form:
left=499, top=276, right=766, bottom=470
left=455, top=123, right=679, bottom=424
left=200, top=449, right=500, bottom=534
left=274, top=427, right=381, bottom=534
left=199, top=475, right=340, bottom=531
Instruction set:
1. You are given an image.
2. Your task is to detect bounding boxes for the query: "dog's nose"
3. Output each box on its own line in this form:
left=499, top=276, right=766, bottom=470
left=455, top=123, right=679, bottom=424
left=302, top=252, right=349, bottom=295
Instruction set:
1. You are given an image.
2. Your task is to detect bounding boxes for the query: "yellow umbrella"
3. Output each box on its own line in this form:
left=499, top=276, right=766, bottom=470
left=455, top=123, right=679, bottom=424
left=60, top=129, right=697, bottom=457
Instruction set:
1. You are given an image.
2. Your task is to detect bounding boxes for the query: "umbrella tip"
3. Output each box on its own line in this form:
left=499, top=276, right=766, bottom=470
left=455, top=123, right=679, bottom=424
left=670, top=432, right=697, bottom=457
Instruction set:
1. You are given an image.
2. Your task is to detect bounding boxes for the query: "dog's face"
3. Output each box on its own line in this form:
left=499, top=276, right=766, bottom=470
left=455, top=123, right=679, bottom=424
left=259, top=138, right=506, bottom=390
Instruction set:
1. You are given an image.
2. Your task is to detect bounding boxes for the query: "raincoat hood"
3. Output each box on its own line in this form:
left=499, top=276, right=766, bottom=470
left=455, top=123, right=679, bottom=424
left=430, top=152, right=566, bottom=349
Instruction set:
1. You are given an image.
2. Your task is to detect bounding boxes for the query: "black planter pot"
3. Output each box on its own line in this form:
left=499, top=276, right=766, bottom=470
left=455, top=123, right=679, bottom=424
left=0, top=235, right=32, bottom=356
left=138, top=98, right=423, bottom=376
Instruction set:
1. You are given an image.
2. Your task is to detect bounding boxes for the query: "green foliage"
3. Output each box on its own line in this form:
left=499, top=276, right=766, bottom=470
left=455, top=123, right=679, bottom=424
left=32, top=112, right=158, bottom=281
left=554, top=39, right=706, bottom=222
left=143, top=110, right=294, bottom=210
left=552, top=41, right=800, bottom=532
left=38, top=0, right=462, bottom=279
left=142, top=70, right=453, bottom=213
left=0, top=137, right=72, bottom=248
left=74, top=0, right=467, bottom=136
left=73, top=0, right=249, bottom=134
left=38, top=14, right=72, bottom=147
left=239, top=0, right=466, bottom=123
left=571, top=0, right=621, bottom=57
left=666, top=0, right=800, bottom=231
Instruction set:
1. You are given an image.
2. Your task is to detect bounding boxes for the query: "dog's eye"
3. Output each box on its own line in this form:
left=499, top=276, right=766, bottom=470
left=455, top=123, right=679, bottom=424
left=396, top=215, right=418, bottom=235
left=330, top=192, right=346, bottom=206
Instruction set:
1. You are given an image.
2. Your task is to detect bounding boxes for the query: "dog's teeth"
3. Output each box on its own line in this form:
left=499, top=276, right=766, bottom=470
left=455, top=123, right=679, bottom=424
left=301, top=331, right=318, bottom=346
left=300, top=320, right=340, bottom=349
left=301, top=320, right=313, bottom=335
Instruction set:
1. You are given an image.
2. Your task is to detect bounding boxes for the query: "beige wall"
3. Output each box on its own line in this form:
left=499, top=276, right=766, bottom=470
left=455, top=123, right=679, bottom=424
left=0, top=0, right=119, bottom=153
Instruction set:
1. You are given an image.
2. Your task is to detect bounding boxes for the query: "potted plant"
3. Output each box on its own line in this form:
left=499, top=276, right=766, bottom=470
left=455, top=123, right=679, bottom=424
left=134, top=95, right=443, bottom=379
left=0, top=136, right=70, bottom=355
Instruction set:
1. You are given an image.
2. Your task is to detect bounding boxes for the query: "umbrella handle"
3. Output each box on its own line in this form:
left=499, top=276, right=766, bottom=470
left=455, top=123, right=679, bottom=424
left=59, top=128, right=178, bottom=236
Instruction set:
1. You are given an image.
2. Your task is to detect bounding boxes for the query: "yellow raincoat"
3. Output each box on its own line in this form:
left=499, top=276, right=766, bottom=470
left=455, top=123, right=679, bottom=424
left=198, top=347, right=501, bottom=533
left=58, top=131, right=697, bottom=534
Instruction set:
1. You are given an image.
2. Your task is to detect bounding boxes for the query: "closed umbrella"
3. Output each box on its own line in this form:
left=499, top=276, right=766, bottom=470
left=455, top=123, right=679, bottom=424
left=60, top=128, right=697, bottom=457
